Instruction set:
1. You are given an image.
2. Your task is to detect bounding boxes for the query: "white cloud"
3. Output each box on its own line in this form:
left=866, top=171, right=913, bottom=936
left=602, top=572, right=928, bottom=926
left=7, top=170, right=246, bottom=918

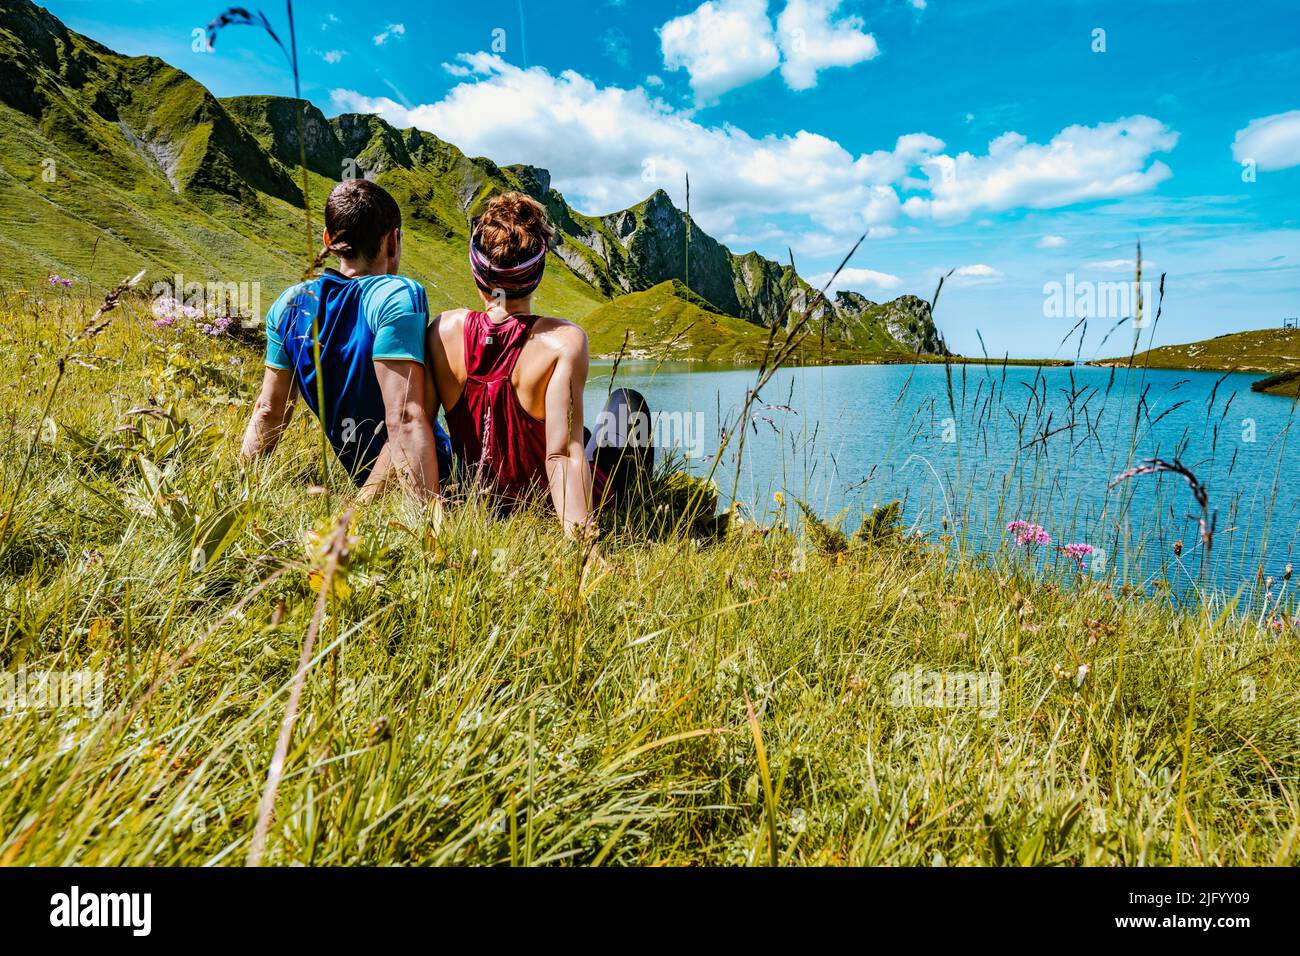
left=1085, top=258, right=1156, bottom=271
left=908, top=0, right=928, bottom=8
left=861, top=184, right=903, bottom=225
left=955, top=264, right=1001, bottom=277
left=330, top=54, right=930, bottom=239
left=373, top=23, right=405, bottom=46
left=776, top=0, right=880, bottom=91
left=322, top=50, right=345, bottom=64
left=949, top=263, right=1005, bottom=285
left=812, top=267, right=903, bottom=294
left=659, top=0, right=780, bottom=102
left=1036, top=234, right=1067, bottom=249
left=659, top=0, right=879, bottom=99
left=902, top=117, right=1178, bottom=222
left=1231, top=110, right=1300, bottom=172
left=329, top=57, right=1179, bottom=260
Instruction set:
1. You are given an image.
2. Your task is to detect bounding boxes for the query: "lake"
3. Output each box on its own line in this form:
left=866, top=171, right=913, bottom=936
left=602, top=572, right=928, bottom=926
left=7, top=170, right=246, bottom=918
left=587, top=361, right=1299, bottom=602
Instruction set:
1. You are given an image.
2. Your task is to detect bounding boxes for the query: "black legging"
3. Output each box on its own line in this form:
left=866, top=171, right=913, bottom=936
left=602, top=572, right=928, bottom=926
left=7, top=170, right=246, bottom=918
left=586, top=388, right=654, bottom=501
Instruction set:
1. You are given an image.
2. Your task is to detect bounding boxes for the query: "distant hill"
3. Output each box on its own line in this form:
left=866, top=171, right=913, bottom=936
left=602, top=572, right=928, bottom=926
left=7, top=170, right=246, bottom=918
left=1092, top=328, right=1300, bottom=396
left=0, top=0, right=945, bottom=360
left=583, top=280, right=919, bottom=364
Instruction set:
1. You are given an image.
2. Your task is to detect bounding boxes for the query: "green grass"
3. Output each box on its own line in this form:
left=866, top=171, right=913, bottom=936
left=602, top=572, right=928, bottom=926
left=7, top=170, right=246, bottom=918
left=1252, top=369, right=1300, bottom=398
left=1, top=294, right=1296, bottom=866
left=1093, top=328, right=1300, bottom=396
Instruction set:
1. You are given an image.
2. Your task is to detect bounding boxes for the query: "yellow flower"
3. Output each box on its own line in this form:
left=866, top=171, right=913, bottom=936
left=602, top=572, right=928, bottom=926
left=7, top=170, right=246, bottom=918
left=307, top=567, right=352, bottom=600
left=773, top=491, right=786, bottom=506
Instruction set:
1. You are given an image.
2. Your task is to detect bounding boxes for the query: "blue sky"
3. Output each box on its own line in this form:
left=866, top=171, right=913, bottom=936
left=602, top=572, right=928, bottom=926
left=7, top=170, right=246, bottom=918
left=43, top=0, right=1300, bottom=358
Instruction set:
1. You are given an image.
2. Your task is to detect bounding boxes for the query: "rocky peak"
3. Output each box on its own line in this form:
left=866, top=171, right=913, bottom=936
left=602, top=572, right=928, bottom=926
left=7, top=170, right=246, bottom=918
left=877, top=295, right=946, bottom=354
left=221, top=96, right=342, bottom=178
left=504, top=164, right=552, bottom=201
left=834, top=289, right=879, bottom=313
left=329, top=113, right=411, bottom=175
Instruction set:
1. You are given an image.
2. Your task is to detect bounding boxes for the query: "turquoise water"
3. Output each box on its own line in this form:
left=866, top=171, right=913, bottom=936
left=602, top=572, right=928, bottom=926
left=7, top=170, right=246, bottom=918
left=586, top=361, right=1299, bottom=601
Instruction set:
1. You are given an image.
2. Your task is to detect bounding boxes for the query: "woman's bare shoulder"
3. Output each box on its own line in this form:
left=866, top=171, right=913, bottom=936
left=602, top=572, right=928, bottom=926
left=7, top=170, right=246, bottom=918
left=433, top=308, right=472, bottom=329
left=532, top=316, right=588, bottom=353
left=431, top=308, right=471, bottom=343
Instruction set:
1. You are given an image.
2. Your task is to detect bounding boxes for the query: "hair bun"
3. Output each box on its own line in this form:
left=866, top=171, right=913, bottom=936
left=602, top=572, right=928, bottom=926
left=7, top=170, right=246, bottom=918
left=475, top=192, right=556, bottom=268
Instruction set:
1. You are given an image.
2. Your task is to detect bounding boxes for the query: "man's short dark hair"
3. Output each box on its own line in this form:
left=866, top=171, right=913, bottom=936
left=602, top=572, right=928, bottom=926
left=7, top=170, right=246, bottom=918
left=324, top=180, right=402, bottom=262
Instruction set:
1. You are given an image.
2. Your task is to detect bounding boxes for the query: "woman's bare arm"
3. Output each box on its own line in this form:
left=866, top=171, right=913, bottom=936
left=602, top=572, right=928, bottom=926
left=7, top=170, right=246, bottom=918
left=543, top=328, right=595, bottom=537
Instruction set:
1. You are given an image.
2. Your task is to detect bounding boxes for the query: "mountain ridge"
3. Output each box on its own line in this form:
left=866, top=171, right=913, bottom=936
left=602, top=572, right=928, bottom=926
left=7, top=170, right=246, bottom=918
left=0, top=0, right=944, bottom=359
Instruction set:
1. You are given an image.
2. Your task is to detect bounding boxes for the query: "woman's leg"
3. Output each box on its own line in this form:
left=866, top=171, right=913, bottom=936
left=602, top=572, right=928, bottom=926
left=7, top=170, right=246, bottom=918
left=586, top=388, right=654, bottom=505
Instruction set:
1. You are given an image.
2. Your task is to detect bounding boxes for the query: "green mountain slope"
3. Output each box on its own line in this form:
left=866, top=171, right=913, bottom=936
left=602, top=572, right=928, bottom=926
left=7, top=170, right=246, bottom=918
left=0, top=0, right=942, bottom=360
left=1092, top=328, right=1300, bottom=396
left=0, top=0, right=603, bottom=320
left=581, top=280, right=904, bottom=365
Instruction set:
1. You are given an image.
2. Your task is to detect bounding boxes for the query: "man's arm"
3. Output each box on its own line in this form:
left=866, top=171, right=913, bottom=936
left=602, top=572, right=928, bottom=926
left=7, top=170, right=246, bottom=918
left=355, top=446, right=393, bottom=503
left=240, top=366, right=297, bottom=461
left=543, top=330, right=595, bottom=537
left=374, top=359, right=441, bottom=504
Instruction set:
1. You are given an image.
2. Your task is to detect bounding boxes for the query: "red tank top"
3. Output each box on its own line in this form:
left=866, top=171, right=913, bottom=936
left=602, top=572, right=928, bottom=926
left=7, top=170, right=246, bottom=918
left=444, top=310, right=550, bottom=506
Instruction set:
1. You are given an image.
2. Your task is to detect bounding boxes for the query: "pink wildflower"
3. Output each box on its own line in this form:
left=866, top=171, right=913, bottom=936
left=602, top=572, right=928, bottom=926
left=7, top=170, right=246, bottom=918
left=1060, top=543, right=1095, bottom=568
left=197, top=315, right=234, bottom=336
left=1007, top=520, right=1051, bottom=548
left=151, top=296, right=203, bottom=328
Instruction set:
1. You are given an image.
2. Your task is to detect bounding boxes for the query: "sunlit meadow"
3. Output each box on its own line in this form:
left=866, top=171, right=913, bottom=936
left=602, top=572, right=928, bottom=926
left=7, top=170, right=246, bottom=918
left=0, top=277, right=1297, bottom=866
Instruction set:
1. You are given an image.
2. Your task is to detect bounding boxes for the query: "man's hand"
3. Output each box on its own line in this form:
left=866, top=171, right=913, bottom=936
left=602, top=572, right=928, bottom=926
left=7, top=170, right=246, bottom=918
left=375, top=359, right=441, bottom=504
left=240, top=366, right=296, bottom=462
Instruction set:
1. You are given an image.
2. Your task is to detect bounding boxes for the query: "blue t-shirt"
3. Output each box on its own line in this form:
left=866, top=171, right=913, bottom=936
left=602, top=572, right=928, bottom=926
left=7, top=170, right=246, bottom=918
left=265, top=270, right=452, bottom=485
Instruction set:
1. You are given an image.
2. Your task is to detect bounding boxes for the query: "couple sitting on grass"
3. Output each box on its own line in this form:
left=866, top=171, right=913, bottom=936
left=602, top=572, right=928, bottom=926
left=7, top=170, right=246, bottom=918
left=240, top=179, right=652, bottom=537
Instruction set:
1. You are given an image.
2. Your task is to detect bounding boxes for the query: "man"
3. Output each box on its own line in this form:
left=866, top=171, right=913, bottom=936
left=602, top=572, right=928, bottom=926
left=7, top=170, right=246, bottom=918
left=240, top=179, right=451, bottom=501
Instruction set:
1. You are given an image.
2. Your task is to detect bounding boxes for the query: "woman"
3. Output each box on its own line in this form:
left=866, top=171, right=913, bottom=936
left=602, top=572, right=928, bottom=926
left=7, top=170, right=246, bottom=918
left=426, top=192, right=652, bottom=537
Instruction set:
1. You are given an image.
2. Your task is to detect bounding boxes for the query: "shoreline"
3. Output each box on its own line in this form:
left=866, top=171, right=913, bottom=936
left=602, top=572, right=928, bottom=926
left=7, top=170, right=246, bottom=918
left=1085, top=328, right=1300, bottom=397
left=1087, top=359, right=1300, bottom=398
left=592, top=353, right=1076, bottom=369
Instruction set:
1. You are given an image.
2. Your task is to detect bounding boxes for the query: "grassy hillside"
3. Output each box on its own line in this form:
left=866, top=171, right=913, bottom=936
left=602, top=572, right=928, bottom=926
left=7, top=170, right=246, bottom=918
left=579, top=280, right=907, bottom=365
left=1093, top=328, right=1300, bottom=397
left=0, top=294, right=1295, bottom=865
left=0, top=0, right=604, bottom=320
left=0, top=95, right=604, bottom=321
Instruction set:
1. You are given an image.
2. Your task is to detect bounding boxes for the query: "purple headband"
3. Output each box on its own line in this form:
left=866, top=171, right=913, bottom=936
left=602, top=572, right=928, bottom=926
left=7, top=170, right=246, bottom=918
left=469, top=232, right=547, bottom=298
